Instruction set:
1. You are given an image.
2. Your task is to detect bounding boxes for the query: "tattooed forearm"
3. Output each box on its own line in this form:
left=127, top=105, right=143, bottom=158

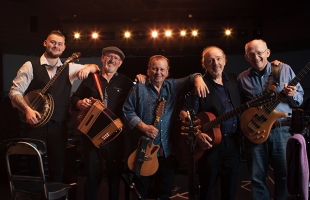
left=11, top=94, right=29, bottom=113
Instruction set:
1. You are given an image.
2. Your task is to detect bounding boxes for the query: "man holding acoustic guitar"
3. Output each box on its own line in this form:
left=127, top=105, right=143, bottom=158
left=123, top=55, right=208, bottom=199
left=237, top=39, right=304, bottom=200
left=179, top=46, right=243, bottom=200
left=8, top=30, right=100, bottom=183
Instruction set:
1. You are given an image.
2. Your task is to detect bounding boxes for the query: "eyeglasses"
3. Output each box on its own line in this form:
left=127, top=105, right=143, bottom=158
left=246, top=49, right=268, bottom=58
left=105, top=54, right=121, bottom=62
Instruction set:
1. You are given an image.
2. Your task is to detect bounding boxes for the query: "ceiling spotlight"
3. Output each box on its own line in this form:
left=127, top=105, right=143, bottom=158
left=74, top=32, right=80, bottom=39
left=165, top=30, right=172, bottom=37
left=180, top=30, right=186, bottom=36
left=124, top=31, right=131, bottom=38
left=92, top=32, right=99, bottom=39
left=225, top=29, right=232, bottom=36
left=152, top=31, right=158, bottom=38
left=192, top=30, right=198, bottom=36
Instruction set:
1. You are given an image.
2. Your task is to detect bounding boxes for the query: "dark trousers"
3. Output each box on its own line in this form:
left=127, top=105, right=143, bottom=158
left=82, top=133, right=125, bottom=200
left=24, top=120, right=69, bottom=182
left=198, top=135, right=240, bottom=200
left=133, top=155, right=176, bottom=200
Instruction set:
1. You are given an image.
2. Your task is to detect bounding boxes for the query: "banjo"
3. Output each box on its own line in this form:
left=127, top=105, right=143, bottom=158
left=20, top=52, right=81, bottom=127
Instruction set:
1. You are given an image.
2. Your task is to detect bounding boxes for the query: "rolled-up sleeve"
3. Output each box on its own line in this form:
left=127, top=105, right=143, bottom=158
left=9, top=61, right=33, bottom=98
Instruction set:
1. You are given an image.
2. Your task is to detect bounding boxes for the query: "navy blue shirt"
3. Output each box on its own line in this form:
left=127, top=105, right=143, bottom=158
left=183, top=73, right=238, bottom=135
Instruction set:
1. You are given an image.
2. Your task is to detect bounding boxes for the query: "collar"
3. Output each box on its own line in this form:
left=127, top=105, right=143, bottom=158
left=250, top=62, right=271, bottom=77
left=40, top=54, right=63, bottom=67
left=205, top=72, right=229, bottom=86
left=145, top=78, right=167, bottom=88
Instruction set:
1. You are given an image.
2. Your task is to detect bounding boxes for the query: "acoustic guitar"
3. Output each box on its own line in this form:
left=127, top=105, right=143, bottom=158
left=20, top=52, right=81, bottom=127
left=182, top=87, right=277, bottom=161
left=127, top=98, right=166, bottom=177
left=241, top=61, right=310, bottom=144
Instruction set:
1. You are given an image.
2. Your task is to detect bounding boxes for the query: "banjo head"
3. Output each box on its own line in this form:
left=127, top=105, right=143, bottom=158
left=20, top=90, right=54, bottom=128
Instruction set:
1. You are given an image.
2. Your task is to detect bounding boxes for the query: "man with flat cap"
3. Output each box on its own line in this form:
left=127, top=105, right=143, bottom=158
left=71, top=46, right=134, bottom=200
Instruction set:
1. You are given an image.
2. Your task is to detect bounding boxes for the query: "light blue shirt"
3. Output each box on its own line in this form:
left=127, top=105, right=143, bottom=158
left=237, top=62, right=304, bottom=117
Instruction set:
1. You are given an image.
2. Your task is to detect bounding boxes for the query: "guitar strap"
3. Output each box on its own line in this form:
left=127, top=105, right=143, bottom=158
left=271, top=64, right=280, bottom=86
left=135, top=136, right=150, bottom=177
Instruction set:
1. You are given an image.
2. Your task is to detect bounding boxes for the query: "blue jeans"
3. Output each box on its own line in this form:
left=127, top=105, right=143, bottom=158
left=244, top=126, right=291, bottom=200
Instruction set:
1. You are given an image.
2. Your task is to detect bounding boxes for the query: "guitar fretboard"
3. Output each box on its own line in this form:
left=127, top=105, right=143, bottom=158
left=202, top=90, right=275, bottom=131
left=261, top=62, right=310, bottom=114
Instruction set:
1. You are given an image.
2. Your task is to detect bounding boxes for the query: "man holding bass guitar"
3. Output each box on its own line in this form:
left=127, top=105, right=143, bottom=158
left=180, top=46, right=242, bottom=200
left=8, top=30, right=100, bottom=182
left=237, top=39, right=304, bottom=200
left=123, top=55, right=208, bottom=199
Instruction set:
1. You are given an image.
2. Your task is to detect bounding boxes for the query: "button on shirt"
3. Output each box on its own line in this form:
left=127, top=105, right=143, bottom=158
left=123, top=74, right=198, bottom=158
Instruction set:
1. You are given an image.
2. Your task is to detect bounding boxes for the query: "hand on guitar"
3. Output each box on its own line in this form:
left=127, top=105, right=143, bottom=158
left=197, top=132, right=213, bottom=150
left=283, top=83, right=297, bottom=97
left=76, top=98, right=93, bottom=112
left=136, top=121, right=158, bottom=139
left=25, top=106, right=41, bottom=125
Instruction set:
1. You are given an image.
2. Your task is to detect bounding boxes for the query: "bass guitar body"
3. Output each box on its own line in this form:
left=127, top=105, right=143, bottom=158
left=128, top=138, right=160, bottom=176
left=20, top=90, right=54, bottom=128
left=241, top=108, right=287, bottom=144
left=194, top=112, right=222, bottom=161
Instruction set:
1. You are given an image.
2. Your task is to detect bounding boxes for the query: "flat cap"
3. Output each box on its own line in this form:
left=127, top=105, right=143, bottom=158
left=102, top=46, right=125, bottom=60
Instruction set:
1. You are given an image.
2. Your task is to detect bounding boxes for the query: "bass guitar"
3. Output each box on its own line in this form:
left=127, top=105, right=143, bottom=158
left=127, top=98, right=166, bottom=177
left=241, top=62, right=310, bottom=144
left=20, top=52, right=81, bottom=127
left=182, top=87, right=277, bottom=161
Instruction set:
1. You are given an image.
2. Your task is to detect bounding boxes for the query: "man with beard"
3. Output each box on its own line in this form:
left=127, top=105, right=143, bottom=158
left=71, top=46, right=134, bottom=200
left=9, top=30, right=100, bottom=182
left=180, top=46, right=241, bottom=200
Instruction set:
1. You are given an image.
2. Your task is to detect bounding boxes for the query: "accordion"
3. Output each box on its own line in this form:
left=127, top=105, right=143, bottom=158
left=77, top=99, right=123, bottom=147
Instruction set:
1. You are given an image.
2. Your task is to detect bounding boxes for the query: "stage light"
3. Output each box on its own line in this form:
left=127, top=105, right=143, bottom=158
left=165, top=30, right=172, bottom=37
left=192, top=30, right=198, bottom=36
left=225, top=29, right=232, bottom=36
left=124, top=31, right=131, bottom=38
left=92, top=32, right=99, bottom=39
left=152, top=31, right=158, bottom=38
left=74, top=32, right=80, bottom=39
left=180, top=30, right=186, bottom=36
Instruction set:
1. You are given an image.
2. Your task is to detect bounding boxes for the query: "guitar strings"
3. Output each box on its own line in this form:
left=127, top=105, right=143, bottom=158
left=245, top=63, right=310, bottom=136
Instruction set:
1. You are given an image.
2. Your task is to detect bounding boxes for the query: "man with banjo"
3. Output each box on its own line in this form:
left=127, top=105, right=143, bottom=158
left=8, top=30, right=100, bottom=182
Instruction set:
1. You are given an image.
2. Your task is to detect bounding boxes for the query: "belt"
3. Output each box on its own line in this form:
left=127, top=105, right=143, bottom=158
left=272, top=119, right=291, bottom=129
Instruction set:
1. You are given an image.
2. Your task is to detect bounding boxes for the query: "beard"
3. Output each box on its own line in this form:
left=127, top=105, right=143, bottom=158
left=45, top=48, right=63, bottom=58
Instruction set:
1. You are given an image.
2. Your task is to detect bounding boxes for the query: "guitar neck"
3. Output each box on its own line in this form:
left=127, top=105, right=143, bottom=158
left=264, top=61, right=310, bottom=113
left=201, top=101, right=251, bottom=131
left=40, top=61, right=69, bottom=95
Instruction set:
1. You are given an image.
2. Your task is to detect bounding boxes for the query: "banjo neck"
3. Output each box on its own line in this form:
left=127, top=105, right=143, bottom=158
left=40, top=52, right=81, bottom=95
